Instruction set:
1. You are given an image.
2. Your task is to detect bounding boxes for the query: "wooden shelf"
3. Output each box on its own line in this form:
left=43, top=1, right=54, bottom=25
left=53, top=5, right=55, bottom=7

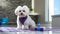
left=29, top=13, right=39, bottom=15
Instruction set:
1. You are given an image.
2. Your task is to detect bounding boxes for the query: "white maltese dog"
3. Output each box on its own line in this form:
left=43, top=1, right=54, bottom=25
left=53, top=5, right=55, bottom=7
left=15, top=5, right=36, bottom=30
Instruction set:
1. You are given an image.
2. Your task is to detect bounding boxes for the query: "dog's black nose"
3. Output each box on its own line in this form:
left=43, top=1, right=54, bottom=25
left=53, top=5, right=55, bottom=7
left=21, top=13, right=23, bottom=15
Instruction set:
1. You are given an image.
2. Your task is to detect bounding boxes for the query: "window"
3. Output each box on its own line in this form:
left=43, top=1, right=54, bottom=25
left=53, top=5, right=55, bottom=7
left=48, top=0, right=60, bottom=22
left=49, top=0, right=54, bottom=21
left=45, top=0, right=54, bottom=22
left=54, top=0, right=60, bottom=15
left=45, top=0, right=60, bottom=30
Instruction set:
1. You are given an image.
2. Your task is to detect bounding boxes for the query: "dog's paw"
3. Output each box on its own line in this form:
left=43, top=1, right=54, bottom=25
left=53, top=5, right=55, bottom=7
left=23, top=28, right=29, bottom=30
left=16, top=27, right=22, bottom=30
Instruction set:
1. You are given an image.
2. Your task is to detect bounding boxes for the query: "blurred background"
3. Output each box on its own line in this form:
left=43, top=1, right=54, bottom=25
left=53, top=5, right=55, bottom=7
left=0, top=0, right=42, bottom=27
left=0, top=0, right=60, bottom=34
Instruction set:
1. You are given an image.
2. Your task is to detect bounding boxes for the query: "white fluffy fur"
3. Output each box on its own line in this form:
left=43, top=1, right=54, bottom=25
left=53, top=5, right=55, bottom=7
left=15, top=5, right=36, bottom=29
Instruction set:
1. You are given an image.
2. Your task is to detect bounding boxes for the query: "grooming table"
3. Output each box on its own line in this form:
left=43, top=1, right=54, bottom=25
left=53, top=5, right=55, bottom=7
left=0, top=27, right=60, bottom=34
left=0, top=27, right=30, bottom=32
left=0, top=27, right=51, bottom=32
left=0, top=27, right=50, bottom=34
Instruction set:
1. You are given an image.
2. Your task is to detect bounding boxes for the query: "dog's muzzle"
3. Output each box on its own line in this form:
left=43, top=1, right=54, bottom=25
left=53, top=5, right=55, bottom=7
left=21, top=13, right=23, bottom=15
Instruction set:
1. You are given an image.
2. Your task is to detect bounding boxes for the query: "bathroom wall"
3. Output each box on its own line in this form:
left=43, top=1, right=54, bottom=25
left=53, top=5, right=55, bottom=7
left=34, top=0, right=45, bottom=24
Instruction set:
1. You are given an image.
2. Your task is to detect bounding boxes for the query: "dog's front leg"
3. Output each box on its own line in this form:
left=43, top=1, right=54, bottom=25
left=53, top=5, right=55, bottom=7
left=16, top=16, right=22, bottom=29
left=24, top=24, right=29, bottom=30
left=17, top=21, right=22, bottom=29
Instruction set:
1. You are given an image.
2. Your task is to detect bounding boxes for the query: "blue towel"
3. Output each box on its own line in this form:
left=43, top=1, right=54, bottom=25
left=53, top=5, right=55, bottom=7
left=2, top=17, right=9, bottom=23
left=0, top=18, right=2, bottom=23
left=1, top=17, right=9, bottom=27
left=0, top=18, right=2, bottom=25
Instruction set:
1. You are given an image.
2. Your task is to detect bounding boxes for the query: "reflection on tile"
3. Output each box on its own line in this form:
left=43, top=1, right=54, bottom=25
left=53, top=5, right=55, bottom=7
left=52, top=31, right=60, bottom=34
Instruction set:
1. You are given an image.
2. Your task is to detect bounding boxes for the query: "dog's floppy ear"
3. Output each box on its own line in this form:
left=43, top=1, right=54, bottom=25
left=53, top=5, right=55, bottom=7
left=23, top=5, right=30, bottom=15
left=15, top=6, right=22, bottom=15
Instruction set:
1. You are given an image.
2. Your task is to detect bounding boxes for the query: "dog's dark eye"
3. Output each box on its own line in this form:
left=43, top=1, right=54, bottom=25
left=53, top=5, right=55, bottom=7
left=23, top=10, right=25, bottom=12
left=19, top=11, right=21, bottom=12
